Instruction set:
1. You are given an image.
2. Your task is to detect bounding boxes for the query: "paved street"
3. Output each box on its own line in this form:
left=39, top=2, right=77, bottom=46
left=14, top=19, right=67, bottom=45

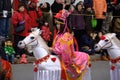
left=12, top=61, right=110, bottom=80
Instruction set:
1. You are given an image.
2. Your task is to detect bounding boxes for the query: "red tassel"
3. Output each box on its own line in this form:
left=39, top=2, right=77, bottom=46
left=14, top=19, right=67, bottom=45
left=88, top=63, right=92, bottom=67
left=111, top=66, right=115, bottom=70
left=34, top=66, right=38, bottom=72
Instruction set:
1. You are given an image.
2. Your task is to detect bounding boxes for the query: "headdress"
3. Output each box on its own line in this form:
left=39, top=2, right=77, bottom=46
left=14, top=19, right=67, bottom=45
left=54, top=9, right=71, bottom=32
left=54, top=9, right=71, bottom=23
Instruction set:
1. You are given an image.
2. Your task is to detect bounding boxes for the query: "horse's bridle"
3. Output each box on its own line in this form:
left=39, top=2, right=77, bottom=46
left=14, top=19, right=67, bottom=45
left=97, top=35, right=113, bottom=50
left=22, top=33, right=39, bottom=48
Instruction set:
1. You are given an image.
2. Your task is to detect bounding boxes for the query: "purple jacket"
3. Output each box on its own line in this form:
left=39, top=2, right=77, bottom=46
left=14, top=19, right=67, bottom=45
left=71, top=10, right=85, bottom=30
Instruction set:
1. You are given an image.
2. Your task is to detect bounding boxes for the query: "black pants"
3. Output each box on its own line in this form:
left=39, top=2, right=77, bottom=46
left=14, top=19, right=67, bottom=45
left=73, top=29, right=86, bottom=51
left=13, top=35, right=26, bottom=57
left=95, top=19, right=104, bottom=32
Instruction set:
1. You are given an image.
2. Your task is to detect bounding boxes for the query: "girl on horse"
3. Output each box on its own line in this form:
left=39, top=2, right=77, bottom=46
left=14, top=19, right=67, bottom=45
left=49, top=9, right=90, bottom=80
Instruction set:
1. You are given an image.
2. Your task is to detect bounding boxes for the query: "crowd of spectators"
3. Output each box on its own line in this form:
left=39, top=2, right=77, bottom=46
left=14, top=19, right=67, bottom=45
left=0, top=0, right=120, bottom=63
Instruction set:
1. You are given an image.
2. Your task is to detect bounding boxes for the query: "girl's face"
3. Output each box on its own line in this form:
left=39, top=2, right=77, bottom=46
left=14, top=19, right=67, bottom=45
left=77, top=5, right=82, bottom=11
left=19, top=6, right=25, bottom=12
left=56, top=23, right=61, bottom=30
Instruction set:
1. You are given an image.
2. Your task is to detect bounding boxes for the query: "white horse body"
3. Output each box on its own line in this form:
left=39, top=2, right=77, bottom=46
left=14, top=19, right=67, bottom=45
left=94, top=33, right=120, bottom=80
left=33, top=45, right=61, bottom=80
left=33, top=45, right=61, bottom=70
left=18, top=29, right=91, bottom=80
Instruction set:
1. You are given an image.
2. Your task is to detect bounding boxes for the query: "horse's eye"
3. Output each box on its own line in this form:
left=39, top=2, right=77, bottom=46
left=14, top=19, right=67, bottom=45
left=30, top=36, right=34, bottom=39
left=105, top=39, right=109, bottom=42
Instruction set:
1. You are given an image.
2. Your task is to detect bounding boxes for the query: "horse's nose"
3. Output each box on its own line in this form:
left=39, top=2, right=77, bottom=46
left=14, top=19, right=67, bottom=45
left=18, top=41, right=25, bottom=49
left=94, top=44, right=100, bottom=51
left=94, top=45, right=98, bottom=49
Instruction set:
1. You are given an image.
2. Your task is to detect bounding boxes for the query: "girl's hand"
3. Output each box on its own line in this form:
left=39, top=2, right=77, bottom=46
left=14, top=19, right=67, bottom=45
left=48, top=47, right=54, bottom=52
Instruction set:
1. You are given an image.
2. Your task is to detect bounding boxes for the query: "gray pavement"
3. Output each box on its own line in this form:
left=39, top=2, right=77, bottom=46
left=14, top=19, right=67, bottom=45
left=12, top=61, right=110, bottom=80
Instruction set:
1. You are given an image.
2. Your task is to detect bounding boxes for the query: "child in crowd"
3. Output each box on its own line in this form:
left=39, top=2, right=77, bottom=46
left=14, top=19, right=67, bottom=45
left=4, top=39, right=15, bottom=64
left=41, top=21, right=52, bottom=47
left=19, top=54, right=28, bottom=64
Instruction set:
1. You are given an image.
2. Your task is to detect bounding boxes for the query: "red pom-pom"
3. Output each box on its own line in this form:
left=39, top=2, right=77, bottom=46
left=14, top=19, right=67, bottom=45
left=100, top=36, right=106, bottom=40
left=100, top=36, right=105, bottom=40
left=34, top=67, right=38, bottom=72
left=88, top=63, right=92, bottom=67
left=111, top=66, right=115, bottom=70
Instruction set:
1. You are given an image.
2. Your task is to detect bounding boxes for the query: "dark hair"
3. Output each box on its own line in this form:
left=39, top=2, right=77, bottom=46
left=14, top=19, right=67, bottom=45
left=40, top=2, right=50, bottom=12
left=55, top=23, right=66, bottom=34
left=18, top=3, right=25, bottom=9
left=65, top=4, right=71, bottom=10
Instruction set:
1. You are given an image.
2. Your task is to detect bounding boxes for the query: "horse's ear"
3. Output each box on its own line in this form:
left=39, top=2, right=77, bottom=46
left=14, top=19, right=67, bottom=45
left=111, top=33, right=116, bottom=38
left=31, top=28, right=38, bottom=32
left=39, top=29, right=42, bottom=35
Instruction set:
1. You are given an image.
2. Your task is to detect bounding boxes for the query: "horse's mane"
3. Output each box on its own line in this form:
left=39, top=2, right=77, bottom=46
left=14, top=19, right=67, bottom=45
left=106, top=33, right=120, bottom=48
left=112, top=36, right=120, bottom=47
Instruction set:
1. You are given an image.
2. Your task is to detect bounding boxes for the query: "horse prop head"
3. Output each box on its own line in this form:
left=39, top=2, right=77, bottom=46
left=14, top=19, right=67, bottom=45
left=18, top=29, right=43, bottom=53
left=94, top=33, right=117, bottom=51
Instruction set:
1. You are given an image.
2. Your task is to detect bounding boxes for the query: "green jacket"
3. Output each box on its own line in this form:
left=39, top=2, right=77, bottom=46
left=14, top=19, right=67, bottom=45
left=4, top=46, right=15, bottom=56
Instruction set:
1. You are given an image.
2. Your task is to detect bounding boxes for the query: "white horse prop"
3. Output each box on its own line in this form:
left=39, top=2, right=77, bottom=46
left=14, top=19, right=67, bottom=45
left=94, top=33, right=120, bottom=80
left=18, top=29, right=91, bottom=80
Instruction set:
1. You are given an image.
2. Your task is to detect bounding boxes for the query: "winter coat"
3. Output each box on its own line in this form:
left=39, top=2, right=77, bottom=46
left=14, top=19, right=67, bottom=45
left=71, top=10, right=85, bottom=30
left=93, top=0, right=107, bottom=19
left=41, top=25, right=51, bottom=42
left=28, top=5, right=42, bottom=28
left=0, top=0, right=12, bottom=18
left=11, top=11, right=31, bottom=37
